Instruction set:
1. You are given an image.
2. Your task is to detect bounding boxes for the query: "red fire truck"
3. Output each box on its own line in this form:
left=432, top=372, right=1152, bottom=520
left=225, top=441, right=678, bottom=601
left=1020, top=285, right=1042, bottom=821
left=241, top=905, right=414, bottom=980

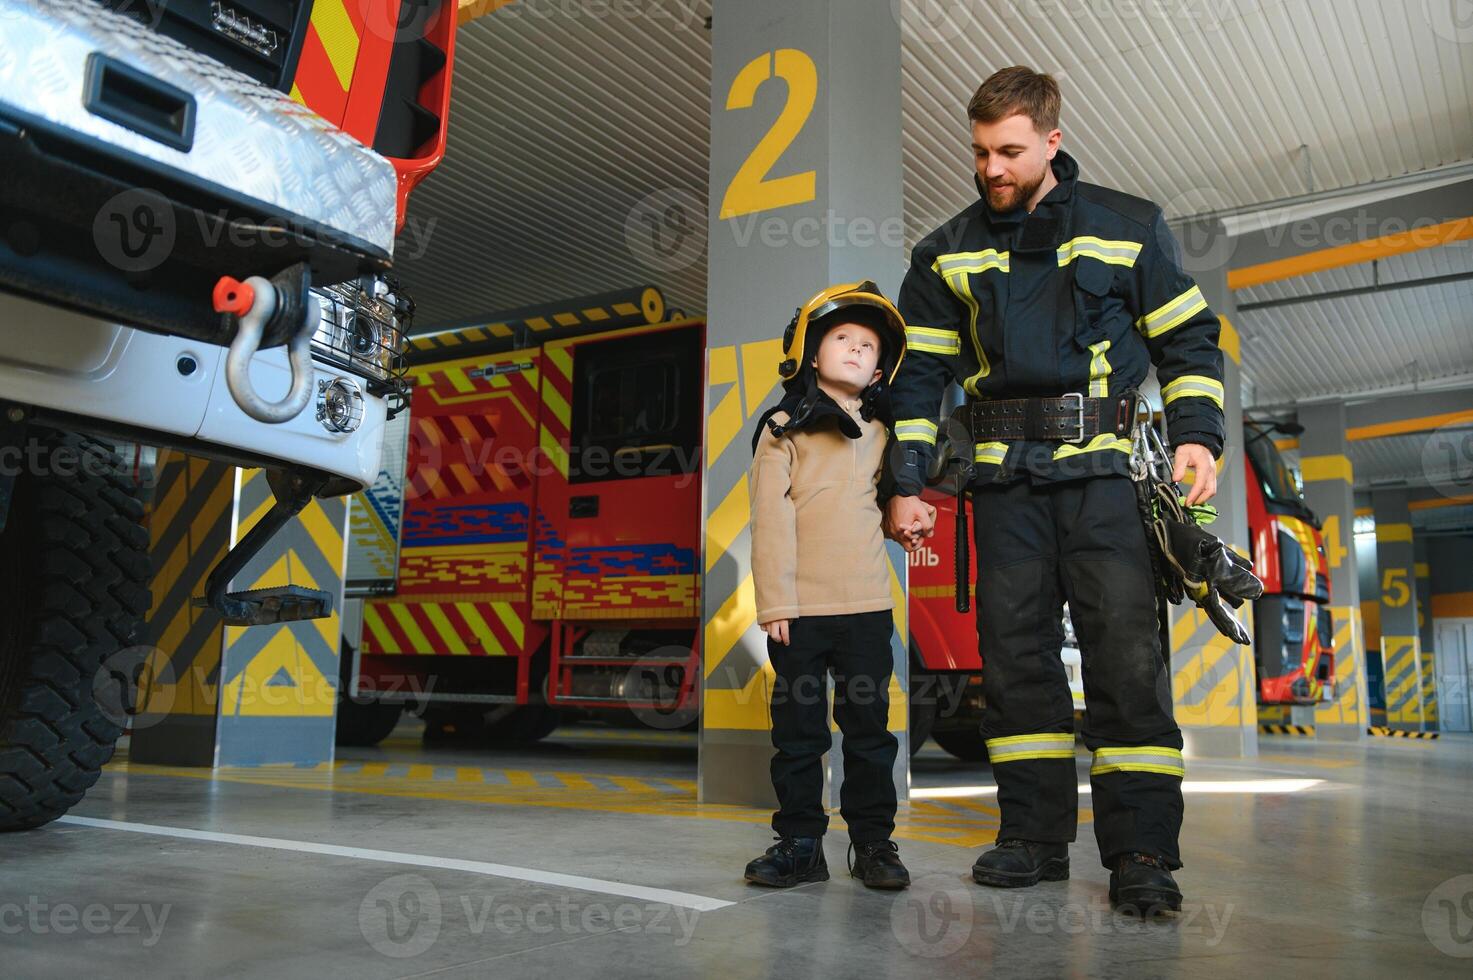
left=1243, top=421, right=1336, bottom=704
left=338, top=290, right=702, bottom=745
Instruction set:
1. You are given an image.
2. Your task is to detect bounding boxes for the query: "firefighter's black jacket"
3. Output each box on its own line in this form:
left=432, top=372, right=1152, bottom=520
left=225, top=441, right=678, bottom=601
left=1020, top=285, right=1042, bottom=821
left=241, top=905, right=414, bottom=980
left=889, top=149, right=1226, bottom=495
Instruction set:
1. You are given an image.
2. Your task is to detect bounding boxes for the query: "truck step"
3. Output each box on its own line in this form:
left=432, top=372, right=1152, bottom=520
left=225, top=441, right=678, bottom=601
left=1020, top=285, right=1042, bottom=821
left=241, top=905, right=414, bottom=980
left=193, top=585, right=333, bottom=626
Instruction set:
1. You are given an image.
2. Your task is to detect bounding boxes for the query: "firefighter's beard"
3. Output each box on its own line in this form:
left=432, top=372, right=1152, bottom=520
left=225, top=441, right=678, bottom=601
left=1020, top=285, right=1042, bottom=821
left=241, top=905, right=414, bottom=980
left=986, top=162, right=1047, bottom=212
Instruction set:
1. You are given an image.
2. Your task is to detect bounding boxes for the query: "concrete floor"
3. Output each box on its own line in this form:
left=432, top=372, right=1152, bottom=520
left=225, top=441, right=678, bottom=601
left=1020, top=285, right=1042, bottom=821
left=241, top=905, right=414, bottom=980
left=2, top=722, right=1470, bottom=979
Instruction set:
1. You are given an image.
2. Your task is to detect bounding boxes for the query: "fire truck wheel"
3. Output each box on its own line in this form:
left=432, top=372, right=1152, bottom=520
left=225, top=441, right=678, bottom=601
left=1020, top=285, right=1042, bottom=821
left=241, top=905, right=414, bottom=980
left=931, top=726, right=992, bottom=763
left=420, top=704, right=486, bottom=742
left=0, top=427, right=151, bottom=832
left=908, top=674, right=937, bottom=756
left=483, top=704, right=561, bottom=744
left=334, top=643, right=403, bottom=747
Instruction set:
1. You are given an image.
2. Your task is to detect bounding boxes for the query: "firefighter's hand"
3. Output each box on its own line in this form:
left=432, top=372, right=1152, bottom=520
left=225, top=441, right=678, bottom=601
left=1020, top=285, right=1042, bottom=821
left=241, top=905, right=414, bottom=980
left=1173, top=443, right=1218, bottom=506
left=885, top=495, right=935, bottom=552
left=760, top=619, right=791, bottom=645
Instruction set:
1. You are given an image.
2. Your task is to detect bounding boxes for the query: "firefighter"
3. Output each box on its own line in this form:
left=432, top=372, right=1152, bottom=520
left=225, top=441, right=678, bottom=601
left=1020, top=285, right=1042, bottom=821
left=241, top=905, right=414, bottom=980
left=883, top=67, right=1226, bottom=914
left=744, top=281, right=920, bottom=890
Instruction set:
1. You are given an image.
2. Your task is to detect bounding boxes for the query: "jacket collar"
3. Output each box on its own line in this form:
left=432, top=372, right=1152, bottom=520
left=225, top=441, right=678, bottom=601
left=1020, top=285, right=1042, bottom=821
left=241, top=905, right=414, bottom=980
left=776, top=381, right=864, bottom=439
left=974, top=148, right=1080, bottom=228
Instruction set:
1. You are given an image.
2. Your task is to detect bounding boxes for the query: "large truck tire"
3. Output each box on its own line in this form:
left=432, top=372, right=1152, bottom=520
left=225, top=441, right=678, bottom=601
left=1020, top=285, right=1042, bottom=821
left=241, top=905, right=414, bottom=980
left=0, top=428, right=151, bottom=831
left=334, top=641, right=403, bottom=747
left=908, top=672, right=937, bottom=758
left=931, top=726, right=991, bottom=763
left=483, top=704, right=561, bottom=744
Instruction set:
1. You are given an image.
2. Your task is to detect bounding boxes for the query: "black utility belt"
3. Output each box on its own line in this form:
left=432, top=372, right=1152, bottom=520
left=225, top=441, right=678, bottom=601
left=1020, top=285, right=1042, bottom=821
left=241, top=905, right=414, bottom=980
left=966, top=392, right=1135, bottom=444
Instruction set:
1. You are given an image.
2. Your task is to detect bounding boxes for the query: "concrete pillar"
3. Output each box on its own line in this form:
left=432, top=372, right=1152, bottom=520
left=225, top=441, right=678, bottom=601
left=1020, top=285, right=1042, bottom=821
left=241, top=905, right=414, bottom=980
left=1414, top=536, right=1439, bottom=730
left=133, top=456, right=346, bottom=766
left=699, top=0, right=907, bottom=806
left=1372, top=489, right=1430, bottom=731
left=1298, top=402, right=1369, bottom=739
left=1165, top=219, right=1257, bottom=759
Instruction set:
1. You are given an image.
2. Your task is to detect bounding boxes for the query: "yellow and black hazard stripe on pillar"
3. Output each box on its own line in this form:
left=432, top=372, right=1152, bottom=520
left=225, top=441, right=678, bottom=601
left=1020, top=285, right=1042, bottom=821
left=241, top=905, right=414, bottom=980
left=1367, top=726, right=1439, bottom=740
left=1381, top=634, right=1425, bottom=728
left=1259, top=724, right=1315, bottom=736
left=1314, top=605, right=1366, bottom=727
left=213, top=468, right=349, bottom=765
left=1170, top=598, right=1254, bottom=729
left=130, top=454, right=236, bottom=765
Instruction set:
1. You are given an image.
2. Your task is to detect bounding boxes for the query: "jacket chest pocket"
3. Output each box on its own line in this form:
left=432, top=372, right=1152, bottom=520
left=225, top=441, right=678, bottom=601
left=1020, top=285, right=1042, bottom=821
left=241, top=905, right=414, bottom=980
left=1070, top=260, right=1125, bottom=396
left=1070, top=258, right=1120, bottom=349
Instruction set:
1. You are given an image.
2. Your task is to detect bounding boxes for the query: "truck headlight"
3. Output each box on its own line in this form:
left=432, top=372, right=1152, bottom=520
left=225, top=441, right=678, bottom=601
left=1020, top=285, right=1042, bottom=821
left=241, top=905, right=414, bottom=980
left=317, top=377, right=365, bottom=433
left=310, top=276, right=413, bottom=394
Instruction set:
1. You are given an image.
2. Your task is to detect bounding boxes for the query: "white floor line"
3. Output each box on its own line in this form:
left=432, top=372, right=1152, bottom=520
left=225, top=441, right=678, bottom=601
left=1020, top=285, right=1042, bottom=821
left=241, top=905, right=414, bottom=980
left=56, top=815, right=733, bottom=912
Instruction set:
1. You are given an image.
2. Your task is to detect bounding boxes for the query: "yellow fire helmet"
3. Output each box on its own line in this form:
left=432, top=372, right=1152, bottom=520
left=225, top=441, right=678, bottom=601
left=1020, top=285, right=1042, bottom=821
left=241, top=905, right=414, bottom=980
left=778, top=280, right=907, bottom=387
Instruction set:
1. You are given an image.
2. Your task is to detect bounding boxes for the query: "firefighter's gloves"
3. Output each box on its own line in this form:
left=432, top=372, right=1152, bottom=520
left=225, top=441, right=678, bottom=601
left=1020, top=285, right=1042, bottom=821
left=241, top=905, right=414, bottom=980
left=1165, top=521, right=1264, bottom=645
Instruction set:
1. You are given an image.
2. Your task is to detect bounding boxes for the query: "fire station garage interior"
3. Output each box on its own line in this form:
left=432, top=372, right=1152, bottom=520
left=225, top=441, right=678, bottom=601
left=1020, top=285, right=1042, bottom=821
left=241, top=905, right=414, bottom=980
left=2, top=1, right=1472, bottom=977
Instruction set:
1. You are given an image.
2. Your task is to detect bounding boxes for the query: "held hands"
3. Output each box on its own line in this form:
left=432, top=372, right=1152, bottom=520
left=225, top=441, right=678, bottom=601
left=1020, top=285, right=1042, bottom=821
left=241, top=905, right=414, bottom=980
left=884, top=495, right=937, bottom=553
left=1173, top=443, right=1218, bottom=506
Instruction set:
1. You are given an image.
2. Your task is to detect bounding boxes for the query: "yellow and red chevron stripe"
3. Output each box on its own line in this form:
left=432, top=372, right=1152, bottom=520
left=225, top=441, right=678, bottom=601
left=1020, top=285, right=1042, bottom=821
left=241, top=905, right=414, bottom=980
left=290, top=0, right=364, bottom=125
left=537, top=343, right=573, bottom=479
left=363, top=598, right=526, bottom=656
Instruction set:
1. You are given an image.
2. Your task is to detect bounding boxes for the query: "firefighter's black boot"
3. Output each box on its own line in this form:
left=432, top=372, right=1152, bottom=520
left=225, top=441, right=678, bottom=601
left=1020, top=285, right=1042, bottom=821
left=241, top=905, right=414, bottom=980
left=848, top=840, right=910, bottom=890
left=971, top=838, right=1070, bottom=887
left=744, top=836, right=829, bottom=887
left=1109, top=852, right=1182, bottom=914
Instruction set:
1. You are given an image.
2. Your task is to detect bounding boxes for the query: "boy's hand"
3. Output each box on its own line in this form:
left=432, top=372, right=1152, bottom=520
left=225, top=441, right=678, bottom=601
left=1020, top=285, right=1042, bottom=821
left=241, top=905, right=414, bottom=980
left=760, top=619, right=792, bottom=645
left=885, top=495, right=936, bottom=553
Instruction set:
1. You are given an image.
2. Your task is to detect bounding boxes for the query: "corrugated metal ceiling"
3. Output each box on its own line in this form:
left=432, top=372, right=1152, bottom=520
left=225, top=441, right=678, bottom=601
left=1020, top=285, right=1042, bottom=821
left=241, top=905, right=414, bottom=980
left=391, top=1, right=1470, bottom=515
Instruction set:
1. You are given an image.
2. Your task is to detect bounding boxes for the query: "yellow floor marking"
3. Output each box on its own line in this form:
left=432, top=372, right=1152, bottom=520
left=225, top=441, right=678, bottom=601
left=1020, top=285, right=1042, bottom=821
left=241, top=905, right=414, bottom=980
left=501, top=769, right=539, bottom=789
left=101, top=760, right=1006, bottom=848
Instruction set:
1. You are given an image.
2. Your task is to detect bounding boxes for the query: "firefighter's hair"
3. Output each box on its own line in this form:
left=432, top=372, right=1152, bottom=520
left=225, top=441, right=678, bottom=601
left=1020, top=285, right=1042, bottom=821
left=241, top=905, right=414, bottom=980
left=968, top=66, right=1061, bottom=133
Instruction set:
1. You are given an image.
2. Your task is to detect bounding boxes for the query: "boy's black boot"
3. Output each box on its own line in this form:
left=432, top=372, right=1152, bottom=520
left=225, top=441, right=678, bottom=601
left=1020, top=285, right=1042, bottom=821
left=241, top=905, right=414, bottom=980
left=848, top=840, right=911, bottom=890
left=744, top=836, right=829, bottom=887
left=1109, top=852, right=1182, bottom=914
left=971, top=838, right=1070, bottom=887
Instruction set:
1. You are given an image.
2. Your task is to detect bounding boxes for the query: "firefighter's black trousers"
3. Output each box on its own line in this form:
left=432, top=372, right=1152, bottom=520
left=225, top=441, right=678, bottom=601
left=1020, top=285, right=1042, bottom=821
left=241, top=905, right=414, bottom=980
left=972, top=474, right=1185, bottom=870
left=767, top=610, right=899, bottom=844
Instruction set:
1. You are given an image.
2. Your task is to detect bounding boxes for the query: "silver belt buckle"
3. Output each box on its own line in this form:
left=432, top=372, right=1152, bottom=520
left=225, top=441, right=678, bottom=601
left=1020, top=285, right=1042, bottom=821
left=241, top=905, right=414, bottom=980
left=1060, top=392, right=1086, bottom=444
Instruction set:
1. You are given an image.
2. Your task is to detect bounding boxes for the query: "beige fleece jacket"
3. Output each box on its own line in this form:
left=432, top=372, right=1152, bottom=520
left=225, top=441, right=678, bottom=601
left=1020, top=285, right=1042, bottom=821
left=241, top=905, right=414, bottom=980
left=749, top=407, right=894, bottom=623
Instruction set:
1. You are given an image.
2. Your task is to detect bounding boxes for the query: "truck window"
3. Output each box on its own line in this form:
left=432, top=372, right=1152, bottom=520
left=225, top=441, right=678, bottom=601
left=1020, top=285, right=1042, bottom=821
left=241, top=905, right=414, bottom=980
left=569, top=326, right=702, bottom=484
left=1245, top=424, right=1305, bottom=505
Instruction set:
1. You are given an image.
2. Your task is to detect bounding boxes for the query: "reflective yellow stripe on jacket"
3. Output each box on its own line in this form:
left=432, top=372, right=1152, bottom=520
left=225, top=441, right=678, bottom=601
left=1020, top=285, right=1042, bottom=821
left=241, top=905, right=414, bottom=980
left=1161, top=375, right=1224, bottom=409
left=904, top=325, right=961, bottom=356
left=894, top=417, right=938, bottom=445
left=1057, top=237, right=1142, bottom=268
left=1137, top=285, right=1207, bottom=339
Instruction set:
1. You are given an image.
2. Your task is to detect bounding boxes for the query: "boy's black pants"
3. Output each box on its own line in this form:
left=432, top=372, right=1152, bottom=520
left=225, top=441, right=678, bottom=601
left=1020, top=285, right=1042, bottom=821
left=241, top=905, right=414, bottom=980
left=767, top=609, right=899, bottom=844
left=972, top=474, right=1185, bottom=870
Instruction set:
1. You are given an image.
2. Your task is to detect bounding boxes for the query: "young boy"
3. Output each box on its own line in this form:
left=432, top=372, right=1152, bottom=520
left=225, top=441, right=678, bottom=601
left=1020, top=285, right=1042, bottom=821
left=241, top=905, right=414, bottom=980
left=743, top=280, right=929, bottom=890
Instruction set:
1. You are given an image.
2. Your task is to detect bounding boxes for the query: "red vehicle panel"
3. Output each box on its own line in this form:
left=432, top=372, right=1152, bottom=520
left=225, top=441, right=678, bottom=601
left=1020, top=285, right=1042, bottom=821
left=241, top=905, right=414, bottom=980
left=1244, top=425, right=1335, bottom=705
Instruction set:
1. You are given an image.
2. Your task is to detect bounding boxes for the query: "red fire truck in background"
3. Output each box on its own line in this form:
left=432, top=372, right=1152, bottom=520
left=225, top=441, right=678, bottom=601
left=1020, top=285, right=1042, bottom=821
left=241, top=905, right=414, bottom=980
left=1243, top=421, right=1336, bottom=704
